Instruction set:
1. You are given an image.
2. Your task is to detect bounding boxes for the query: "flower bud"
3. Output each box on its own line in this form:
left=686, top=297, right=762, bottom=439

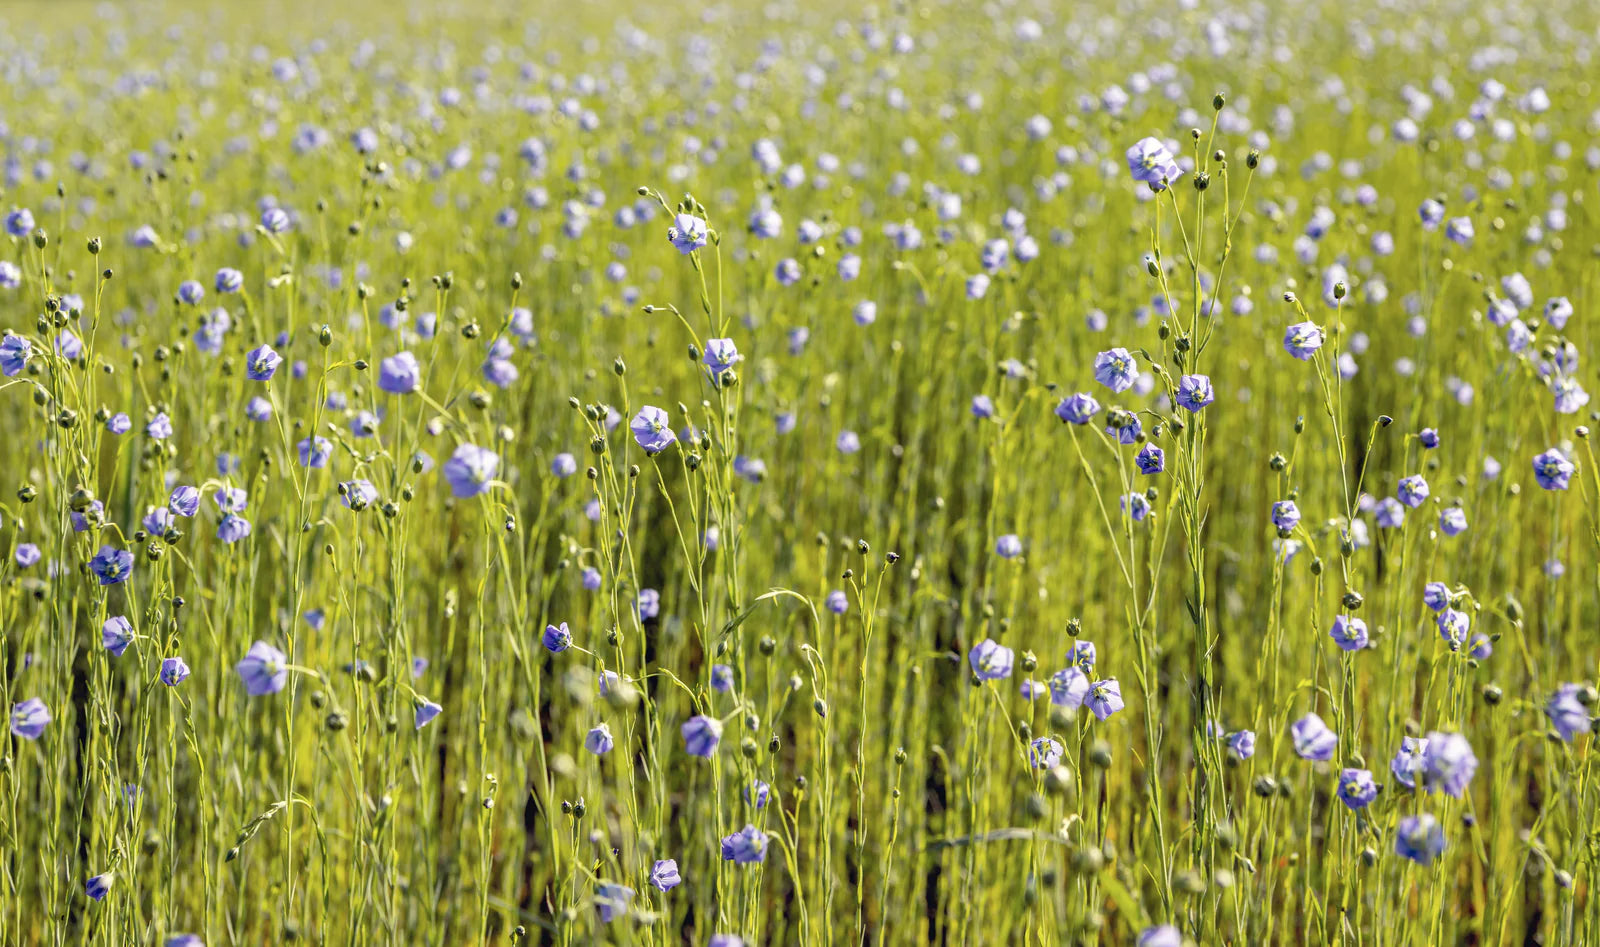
left=1071, top=848, right=1105, bottom=875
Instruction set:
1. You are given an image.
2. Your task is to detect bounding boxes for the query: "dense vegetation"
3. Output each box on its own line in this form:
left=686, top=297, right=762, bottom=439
left=2, top=0, right=1599, bottom=943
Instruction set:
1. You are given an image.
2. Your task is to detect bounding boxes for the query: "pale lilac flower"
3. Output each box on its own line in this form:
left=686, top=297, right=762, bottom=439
left=1086, top=679, right=1124, bottom=720
left=1291, top=712, right=1336, bottom=761
left=235, top=641, right=289, bottom=696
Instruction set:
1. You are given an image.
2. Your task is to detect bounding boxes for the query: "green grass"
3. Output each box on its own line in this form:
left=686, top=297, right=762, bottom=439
left=1, top=0, right=1599, bottom=944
